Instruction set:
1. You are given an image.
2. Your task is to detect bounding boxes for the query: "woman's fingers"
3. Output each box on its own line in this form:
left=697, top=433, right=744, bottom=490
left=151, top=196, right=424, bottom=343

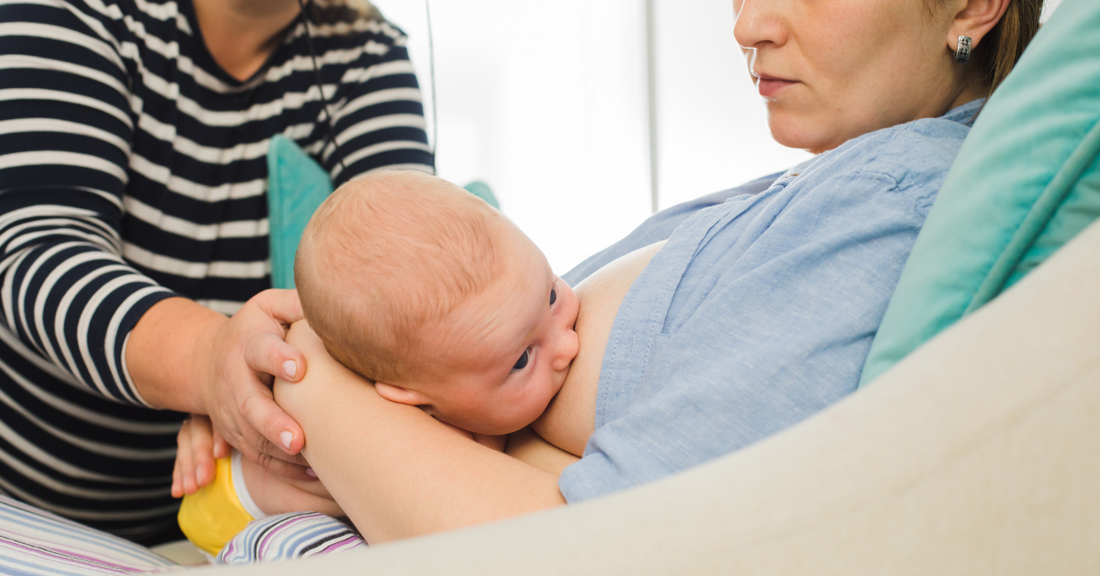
left=171, top=453, right=184, bottom=499
left=193, top=288, right=310, bottom=480
left=246, top=331, right=307, bottom=387
left=257, top=288, right=305, bottom=331
left=252, top=290, right=306, bottom=383
left=174, top=414, right=220, bottom=496
left=190, top=415, right=216, bottom=489
left=175, top=420, right=196, bottom=495
left=256, top=456, right=315, bottom=483
left=235, top=386, right=308, bottom=465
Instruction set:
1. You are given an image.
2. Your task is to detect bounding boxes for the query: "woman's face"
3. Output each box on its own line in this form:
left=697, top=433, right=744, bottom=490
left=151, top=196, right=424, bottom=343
left=734, top=0, right=964, bottom=153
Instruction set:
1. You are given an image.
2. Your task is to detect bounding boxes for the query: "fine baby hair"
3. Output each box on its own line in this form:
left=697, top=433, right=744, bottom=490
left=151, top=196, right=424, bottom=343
left=294, top=170, right=509, bottom=384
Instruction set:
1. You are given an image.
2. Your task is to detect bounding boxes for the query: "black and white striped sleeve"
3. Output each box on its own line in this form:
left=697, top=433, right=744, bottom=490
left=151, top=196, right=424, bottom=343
left=0, top=0, right=176, bottom=406
left=307, top=20, right=435, bottom=185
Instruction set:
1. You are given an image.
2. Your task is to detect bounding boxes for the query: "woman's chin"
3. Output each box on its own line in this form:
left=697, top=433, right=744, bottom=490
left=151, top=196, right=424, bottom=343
left=771, top=131, right=836, bottom=155
left=766, top=115, right=837, bottom=154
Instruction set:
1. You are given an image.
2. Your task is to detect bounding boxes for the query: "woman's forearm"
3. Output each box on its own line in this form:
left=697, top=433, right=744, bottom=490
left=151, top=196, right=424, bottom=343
left=276, top=322, right=566, bottom=543
left=127, top=297, right=225, bottom=411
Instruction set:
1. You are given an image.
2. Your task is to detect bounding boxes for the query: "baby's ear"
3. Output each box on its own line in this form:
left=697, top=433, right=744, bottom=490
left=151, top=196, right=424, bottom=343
left=375, top=382, right=428, bottom=406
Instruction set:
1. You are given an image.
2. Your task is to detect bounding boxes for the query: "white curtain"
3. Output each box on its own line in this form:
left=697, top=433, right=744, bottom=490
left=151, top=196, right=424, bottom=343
left=385, top=0, right=809, bottom=273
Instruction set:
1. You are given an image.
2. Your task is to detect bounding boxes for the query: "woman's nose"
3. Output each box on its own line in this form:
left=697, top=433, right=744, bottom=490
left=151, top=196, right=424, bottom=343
left=733, top=0, right=787, bottom=51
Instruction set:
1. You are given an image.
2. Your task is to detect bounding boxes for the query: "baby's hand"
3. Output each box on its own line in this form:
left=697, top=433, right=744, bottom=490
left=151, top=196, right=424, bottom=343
left=171, top=414, right=231, bottom=498
left=240, top=453, right=343, bottom=517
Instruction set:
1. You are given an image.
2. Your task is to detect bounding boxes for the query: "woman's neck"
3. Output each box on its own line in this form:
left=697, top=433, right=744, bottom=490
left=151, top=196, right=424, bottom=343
left=192, top=0, right=302, bottom=82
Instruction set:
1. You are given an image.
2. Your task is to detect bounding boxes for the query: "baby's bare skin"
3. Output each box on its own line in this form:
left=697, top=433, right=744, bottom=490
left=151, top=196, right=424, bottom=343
left=246, top=240, right=665, bottom=515
left=504, top=241, right=666, bottom=473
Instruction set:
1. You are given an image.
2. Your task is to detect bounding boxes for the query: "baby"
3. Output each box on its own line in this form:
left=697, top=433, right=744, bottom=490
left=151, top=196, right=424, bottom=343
left=178, top=170, right=581, bottom=555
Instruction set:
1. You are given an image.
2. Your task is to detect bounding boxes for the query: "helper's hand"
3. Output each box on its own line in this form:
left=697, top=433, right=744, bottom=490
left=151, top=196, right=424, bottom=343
left=171, top=414, right=231, bottom=497
left=192, top=289, right=313, bottom=481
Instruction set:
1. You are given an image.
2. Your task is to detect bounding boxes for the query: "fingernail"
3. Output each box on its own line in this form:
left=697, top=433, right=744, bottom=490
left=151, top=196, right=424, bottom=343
left=195, top=463, right=205, bottom=481
left=280, top=430, right=293, bottom=449
left=305, top=467, right=317, bottom=478
left=283, top=360, right=297, bottom=379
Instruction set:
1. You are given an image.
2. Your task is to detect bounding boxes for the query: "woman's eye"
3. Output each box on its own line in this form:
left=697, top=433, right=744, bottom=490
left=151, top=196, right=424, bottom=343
left=511, top=349, right=530, bottom=372
left=549, top=287, right=557, bottom=306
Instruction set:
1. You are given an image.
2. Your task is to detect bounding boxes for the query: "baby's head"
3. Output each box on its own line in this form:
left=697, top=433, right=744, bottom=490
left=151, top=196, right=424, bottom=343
left=295, top=171, right=579, bottom=435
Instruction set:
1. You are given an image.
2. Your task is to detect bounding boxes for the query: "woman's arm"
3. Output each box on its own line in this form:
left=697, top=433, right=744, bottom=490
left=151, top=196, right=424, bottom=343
left=0, top=3, right=310, bottom=478
left=275, top=322, right=566, bottom=543
left=318, top=18, right=435, bottom=185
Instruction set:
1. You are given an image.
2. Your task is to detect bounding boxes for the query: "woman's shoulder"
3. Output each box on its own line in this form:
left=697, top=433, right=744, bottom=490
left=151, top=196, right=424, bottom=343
left=844, top=100, right=982, bottom=176
left=1, top=0, right=135, bottom=36
left=293, top=9, right=411, bottom=54
left=787, top=100, right=983, bottom=213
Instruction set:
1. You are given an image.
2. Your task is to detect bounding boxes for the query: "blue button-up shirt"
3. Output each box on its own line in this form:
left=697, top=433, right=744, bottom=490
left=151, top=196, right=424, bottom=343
left=559, top=100, right=983, bottom=501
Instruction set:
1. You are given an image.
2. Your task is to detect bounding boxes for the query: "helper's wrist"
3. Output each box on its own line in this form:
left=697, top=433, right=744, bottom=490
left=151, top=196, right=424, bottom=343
left=189, top=312, right=232, bottom=416
left=127, top=297, right=227, bottom=412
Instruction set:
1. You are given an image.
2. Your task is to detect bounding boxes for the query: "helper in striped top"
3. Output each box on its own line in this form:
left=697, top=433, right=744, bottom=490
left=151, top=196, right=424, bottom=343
left=0, top=0, right=433, bottom=545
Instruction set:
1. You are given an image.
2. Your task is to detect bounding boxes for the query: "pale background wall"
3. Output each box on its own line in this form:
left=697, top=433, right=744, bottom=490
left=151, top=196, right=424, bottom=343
left=376, top=0, right=805, bottom=274
left=381, top=0, right=1061, bottom=274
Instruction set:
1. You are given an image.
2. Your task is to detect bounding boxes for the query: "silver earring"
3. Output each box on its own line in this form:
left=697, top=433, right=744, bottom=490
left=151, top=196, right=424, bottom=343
left=954, top=35, right=972, bottom=64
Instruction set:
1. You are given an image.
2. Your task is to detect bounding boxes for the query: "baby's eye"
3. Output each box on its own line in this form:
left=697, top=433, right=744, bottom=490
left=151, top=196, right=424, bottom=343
left=549, top=287, right=557, bottom=306
left=511, top=349, right=531, bottom=372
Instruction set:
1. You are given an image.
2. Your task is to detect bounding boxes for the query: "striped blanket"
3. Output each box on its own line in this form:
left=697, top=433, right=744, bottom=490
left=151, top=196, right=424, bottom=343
left=0, top=495, right=365, bottom=573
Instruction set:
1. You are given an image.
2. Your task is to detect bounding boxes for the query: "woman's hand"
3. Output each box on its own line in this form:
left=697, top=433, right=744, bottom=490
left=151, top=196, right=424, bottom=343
left=128, top=289, right=313, bottom=482
left=171, top=413, right=342, bottom=517
left=192, top=289, right=312, bottom=479
left=171, top=414, right=229, bottom=497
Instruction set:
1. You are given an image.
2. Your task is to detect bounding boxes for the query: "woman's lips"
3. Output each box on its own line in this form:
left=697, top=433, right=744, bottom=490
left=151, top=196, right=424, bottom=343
left=754, top=72, right=797, bottom=98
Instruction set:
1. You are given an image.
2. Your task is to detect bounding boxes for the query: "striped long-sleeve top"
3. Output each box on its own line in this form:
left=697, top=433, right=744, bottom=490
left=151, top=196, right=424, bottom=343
left=0, top=0, right=433, bottom=544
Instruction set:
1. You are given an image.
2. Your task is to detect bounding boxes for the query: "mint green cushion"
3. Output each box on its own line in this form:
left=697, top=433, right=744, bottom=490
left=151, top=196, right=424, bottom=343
left=859, top=0, right=1100, bottom=387
left=463, top=180, right=500, bottom=209
left=266, top=135, right=333, bottom=289
left=266, top=136, right=500, bottom=289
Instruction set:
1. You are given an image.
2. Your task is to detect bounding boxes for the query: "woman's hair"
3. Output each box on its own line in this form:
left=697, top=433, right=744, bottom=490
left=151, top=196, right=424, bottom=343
left=310, top=0, right=383, bottom=24
left=968, top=0, right=1043, bottom=96
left=332, top=0, right=382, bottom=20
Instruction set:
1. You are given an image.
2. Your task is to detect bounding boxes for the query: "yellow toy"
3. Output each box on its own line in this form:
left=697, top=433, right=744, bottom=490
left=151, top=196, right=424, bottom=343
left=177, top=454, right=261, bottom=556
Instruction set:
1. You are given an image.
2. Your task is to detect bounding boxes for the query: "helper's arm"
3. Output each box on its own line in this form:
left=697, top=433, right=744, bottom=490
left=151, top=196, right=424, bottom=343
left=0, top=2, right=310, bottom=476
left=275, top=321, right=565, bottom=544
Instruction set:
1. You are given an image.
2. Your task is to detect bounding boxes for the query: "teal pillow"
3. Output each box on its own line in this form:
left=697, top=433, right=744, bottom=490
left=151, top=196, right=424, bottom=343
left=266, top=137, right=501, bottom=289
left=266, top=135, right=333, bottom=289
left=859, top=0, right=1100, bottom=387
left=463, top=180, right=501, bottom=209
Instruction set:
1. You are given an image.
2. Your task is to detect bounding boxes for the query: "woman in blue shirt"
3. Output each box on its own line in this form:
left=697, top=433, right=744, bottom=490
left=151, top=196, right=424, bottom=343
left=233, top=0, right=1043, bottom=545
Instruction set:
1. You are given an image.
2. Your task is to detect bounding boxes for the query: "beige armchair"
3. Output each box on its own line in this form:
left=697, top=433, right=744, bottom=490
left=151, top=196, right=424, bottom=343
left=215, top=192, right=1100, bottom=576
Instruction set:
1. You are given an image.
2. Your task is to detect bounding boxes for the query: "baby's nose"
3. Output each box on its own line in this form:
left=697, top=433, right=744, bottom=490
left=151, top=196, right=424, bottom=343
left=551, top=328, right=580, bottom=372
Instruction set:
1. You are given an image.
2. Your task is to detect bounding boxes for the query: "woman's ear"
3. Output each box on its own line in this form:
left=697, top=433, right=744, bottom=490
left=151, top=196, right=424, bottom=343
left=946, top=0, right=1011, bottom=51
left=374, top=382, right=429, bottom=406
